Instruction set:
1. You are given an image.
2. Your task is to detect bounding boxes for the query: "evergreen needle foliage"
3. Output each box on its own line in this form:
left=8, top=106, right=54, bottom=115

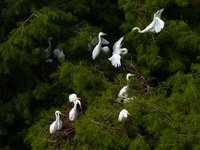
left=1, top=0, right=200, bottom=149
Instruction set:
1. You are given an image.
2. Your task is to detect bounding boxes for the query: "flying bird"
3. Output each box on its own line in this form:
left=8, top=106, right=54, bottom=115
left=116, top=73, right=135, bottom=103
left=108, top=36, right=128, bottom=67
left=131, top=8, right=164, bottom=34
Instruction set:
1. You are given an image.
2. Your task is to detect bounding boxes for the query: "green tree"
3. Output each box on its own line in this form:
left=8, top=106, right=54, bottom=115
left=1, top=0, right=200, bottom=149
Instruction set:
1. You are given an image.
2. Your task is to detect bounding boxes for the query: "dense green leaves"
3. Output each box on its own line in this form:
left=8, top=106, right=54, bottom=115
left=1, top=0, right=200, bottom=149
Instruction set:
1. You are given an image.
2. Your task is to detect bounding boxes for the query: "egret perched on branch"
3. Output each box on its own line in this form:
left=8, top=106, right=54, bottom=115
left=69, top=99, right=82, bottom=121
left=53, top=49, right=65, bottom=60
left=91, top=32, right=110, bottom=60
left=118, top=109, right=131, bottom=122
left=50, top=111, right=64, bottom=134
left=69, top=93, right=81, bottom=103
left=108, top=36, right=128, bottom=67
left=35, top=37, right=53, bottom=60
left=116, top=73, right=135, bottom=103
left=131, top=8, right=164, bottom=34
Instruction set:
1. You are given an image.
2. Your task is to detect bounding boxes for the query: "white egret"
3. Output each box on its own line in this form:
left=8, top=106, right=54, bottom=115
left=118, top=109, right=131, bottom=122
left=116, top=73, right=135, bottom=103
left=44, top=37, right=53, bottom=58
left=35, top=37, right=53, bottom=60
left=131, top=8, right=164, bottom=34
left=45, top=58, right=53, bottom=63
left=53, top=49, right=65, bottom=60
left=50, top=111, right=64, bottom=134
left=69, top=93, right=81, bottom=103
left=108, top=36, right=128, bottom=68
left=92, top=32, right=110, bottom=60
left=123, top=96, right=137, bottom=103
left=69, top=99, right=82, bottom=121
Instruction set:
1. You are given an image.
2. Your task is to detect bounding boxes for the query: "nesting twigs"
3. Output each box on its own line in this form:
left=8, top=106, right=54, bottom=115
left=165, top=113, right=191, bottom=133
left=48, top=107, right=80, bottom=149
left=124, top=62, right=157, bottom=97
left=91, top=120, right=121, bottom=131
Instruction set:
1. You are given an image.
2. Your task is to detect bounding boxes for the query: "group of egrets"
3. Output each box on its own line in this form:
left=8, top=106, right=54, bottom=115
left=50, top=8, right=165, bottom=136
left=35, top=37, right=65, bottom=63
left=91, top=8, right=164, bottom=67
left=50, top=92, right=131, bottom=135
left=50, top=93, right=82, bottom=135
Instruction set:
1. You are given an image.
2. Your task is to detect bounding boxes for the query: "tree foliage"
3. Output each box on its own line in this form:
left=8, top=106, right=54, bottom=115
left=1, top=0, right=200, bottom=149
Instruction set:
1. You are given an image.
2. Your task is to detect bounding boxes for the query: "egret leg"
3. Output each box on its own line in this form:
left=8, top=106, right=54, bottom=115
left=53, top=133, right=58, bottom=143
left=152, top=33, right=160, bottom=44
left=152, top=34, right=156, bottom=45
left=53, top=133, right=55, bottom=142
left=121, top=122, right=127, bottom=134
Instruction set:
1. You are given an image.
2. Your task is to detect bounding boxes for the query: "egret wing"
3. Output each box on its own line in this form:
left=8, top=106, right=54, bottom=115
left=154, top=8, right=164, bottom=19
left=92, top=44, right=100, bottom=59
left=113, top=36, right=124, bottom=52
left=101, top=37, right=109, bottom=45
left=88, top=36, right=99, bottom=51
left=101, top=46, right=110, bottom=53
left=154, top=17, right=164, bottom=33
left=90, top=36, right=99, bottom=45
left=108, top=54, right=121, bottom=68
left=118, top=86, right=128, bottom=98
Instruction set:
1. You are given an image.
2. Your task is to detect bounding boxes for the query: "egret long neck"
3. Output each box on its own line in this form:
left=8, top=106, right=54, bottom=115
left=74, top=102, right=78, bottom=110
left=57, top=114, right=60, bottom=120
left=55, top=114, right=59, bottom=123
left=98, top=34, right=102, bottom=45
left=48, top=39, right=51, bottom=50
left=133, top=27, right=146, bottom=33
left=121, top=48, right=128, bottom=55
left=126, top=76, right=131, bottom=86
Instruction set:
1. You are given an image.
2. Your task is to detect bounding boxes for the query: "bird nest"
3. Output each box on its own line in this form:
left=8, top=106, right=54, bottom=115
left=48, top=107, right=82, bottom=149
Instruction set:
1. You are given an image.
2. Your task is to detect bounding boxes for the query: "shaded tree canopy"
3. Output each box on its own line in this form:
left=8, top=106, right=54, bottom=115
left=1, top=0, right=200, bottom=149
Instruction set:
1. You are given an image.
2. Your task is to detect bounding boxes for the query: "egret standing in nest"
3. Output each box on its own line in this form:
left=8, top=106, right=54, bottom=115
left=69, top=99, right=82, bottom=121
left=50, top=110, right=64, bottom=138
left=69, top=93, right=81, bottom=103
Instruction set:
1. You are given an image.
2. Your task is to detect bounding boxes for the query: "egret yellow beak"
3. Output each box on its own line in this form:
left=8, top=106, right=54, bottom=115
left=103, top=33, right=107, bottom=35
left=130, top=30, right=133, bottom=33
left=120, top=42, right=124, bottom=46
left=77, top=98, right=81, bottom=100
left=130, top=74, right=135, bottom=76
left=60, top=112, right=64, bottom=116
left=127, top=112, right=131, bottom=116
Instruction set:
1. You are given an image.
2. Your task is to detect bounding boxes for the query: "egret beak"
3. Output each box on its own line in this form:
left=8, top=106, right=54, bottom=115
left=130, top=30, right=133, bottom=33
left=103, top=33, right=107, bottom=35
left=130, top=74, right=135, bottom=76
left=79, top=105, right=82, bottom=111
left=120, top=42, right=124, bottom=46
left=127, top=112, right=131, bottom=116
left=60, top=112, right=64, bottom=116
left=77, top=98, right=81, bottom=100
